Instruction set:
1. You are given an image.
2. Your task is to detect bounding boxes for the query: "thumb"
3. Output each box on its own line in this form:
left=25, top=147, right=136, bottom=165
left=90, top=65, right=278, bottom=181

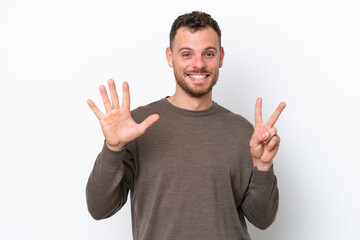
left=250, top=130, right=269, bottom=147
left=138, top=114, right=160, bottom=133
left=259, top=131, right=270, bottom=142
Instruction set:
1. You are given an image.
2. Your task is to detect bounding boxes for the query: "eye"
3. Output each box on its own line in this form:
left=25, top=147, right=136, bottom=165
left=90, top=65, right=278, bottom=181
left=182, top=53, right=191, bottom=58
left=205, top=52, right=215, bottom=57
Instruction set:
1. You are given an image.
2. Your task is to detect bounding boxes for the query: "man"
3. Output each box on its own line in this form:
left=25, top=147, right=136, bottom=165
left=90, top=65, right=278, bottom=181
left=86, top=11, right=286, bottom=240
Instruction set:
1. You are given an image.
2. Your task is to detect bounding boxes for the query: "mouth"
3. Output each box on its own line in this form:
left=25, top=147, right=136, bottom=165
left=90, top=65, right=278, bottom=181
left=187, top=73, right=210, bottom=83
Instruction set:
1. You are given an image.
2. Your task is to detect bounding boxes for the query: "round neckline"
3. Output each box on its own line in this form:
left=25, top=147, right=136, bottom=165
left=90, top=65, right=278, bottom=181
left=162, top=97, right=218, bottom=116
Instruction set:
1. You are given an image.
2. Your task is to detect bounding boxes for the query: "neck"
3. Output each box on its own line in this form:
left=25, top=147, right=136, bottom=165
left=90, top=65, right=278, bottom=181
left=167, top=86, right=213, bottom=111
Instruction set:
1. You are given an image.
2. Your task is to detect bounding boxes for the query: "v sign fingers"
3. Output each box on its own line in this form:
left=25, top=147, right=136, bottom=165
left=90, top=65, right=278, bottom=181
left=254, top=97, right=263, bottom=124
left=250, top=98, right=286, bottom=171
left=267, top=102, right=286, bottom=127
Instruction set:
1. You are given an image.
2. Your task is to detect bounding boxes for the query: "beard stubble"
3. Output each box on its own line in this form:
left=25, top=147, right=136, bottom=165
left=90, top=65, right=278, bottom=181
left=173, top=68, right=219, bottom=98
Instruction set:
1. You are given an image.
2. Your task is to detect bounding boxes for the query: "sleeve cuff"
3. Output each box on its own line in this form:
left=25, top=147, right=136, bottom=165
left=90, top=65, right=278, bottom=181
left=251, top=165, right=276, bottom=186
left=99, top=141, right=127, bottom=168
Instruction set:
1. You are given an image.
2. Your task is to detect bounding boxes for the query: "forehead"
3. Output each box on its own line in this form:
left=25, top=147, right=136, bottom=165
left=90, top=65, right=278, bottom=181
left=172, top=27, right=220, bottom=50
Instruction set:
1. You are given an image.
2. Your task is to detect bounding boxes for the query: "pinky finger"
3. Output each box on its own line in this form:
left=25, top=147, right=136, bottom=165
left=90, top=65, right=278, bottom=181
left=87, top=99, right=104, bottom=120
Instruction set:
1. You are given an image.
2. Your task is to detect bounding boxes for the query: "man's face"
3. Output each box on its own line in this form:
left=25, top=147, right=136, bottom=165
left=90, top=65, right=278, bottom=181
left=166, top=27, right=224, bottom=98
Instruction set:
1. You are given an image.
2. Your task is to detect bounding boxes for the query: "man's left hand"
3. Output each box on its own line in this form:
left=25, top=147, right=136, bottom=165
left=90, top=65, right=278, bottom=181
left=250, top=98, right=286, bottom=171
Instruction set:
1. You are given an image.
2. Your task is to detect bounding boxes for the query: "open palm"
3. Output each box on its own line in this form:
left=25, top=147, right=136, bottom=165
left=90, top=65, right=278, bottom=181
left=87, top=79, right=159, bottom=151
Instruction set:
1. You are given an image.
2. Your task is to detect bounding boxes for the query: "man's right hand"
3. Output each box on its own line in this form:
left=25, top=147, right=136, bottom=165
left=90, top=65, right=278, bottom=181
left=87, top=79, right=160, bottom=151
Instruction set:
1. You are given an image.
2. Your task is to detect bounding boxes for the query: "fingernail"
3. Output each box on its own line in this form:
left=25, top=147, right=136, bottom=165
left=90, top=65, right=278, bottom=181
left=263, top=132, right=269, bottom=138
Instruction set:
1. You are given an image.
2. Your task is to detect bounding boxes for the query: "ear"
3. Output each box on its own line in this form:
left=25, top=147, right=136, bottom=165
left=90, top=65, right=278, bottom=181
left=166, top=47, right=173, bottom=68
left=219, top=47, right=225, bottom=68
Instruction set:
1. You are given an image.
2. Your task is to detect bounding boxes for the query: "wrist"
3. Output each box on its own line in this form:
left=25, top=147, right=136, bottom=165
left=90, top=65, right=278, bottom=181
left=253, top=159, right=273, bottom=171
left=105, top=141, right=127, bottom=152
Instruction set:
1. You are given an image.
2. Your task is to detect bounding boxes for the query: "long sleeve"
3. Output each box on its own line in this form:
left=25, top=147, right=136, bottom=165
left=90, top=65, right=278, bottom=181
left=86, top=142, right=135, bottom=220
left=240, top=166, right=279, bottom=230
left=85, top=99, right=280, bottom=239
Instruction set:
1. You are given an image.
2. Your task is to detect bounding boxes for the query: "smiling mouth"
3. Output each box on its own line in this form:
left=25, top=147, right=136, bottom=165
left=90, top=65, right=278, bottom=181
left=187, top=74, right=209, bottom=80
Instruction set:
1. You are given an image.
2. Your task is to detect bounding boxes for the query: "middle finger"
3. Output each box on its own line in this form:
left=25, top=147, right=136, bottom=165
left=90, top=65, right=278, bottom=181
left=267, top=102, right=286, bottom=127
left=100, top=85, right=112, bottom=113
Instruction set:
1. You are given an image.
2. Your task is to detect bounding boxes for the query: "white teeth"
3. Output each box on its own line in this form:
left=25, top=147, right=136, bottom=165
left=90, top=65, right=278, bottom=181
left=188, top=75, right=207, bottom=79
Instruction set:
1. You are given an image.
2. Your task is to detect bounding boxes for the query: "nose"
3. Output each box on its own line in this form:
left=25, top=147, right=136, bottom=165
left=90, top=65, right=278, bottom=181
left=192, top=55, right=206, bottom=69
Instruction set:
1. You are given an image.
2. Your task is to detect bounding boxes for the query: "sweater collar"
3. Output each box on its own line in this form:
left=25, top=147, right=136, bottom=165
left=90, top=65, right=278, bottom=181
left=162, top=97, right=218, bottom=116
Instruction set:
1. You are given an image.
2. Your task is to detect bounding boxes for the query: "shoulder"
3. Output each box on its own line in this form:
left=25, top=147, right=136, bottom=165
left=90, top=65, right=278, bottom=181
left=131, top=98, right=165, bottom=123
left=215, top=103, right=254, bottom=135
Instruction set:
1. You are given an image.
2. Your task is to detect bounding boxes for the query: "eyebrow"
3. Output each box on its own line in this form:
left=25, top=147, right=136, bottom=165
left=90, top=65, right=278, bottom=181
left=177, top=47, right=218, bottom=53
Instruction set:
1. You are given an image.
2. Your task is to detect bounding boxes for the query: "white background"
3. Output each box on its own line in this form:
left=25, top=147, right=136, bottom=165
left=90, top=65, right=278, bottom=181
left=1, top=0, right=359, bottom=239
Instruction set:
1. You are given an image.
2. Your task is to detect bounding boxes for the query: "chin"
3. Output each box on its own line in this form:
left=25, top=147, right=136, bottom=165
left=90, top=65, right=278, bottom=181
left=183, top=82, right=215, bottom=98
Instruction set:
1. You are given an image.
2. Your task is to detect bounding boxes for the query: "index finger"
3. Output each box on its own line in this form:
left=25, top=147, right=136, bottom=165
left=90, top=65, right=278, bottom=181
left=254, top=97, right=263, bottom=124
left=267, top=102, right=286, bottom=127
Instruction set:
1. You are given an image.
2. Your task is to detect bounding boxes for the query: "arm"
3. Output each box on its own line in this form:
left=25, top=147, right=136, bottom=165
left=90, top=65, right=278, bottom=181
left=86, top=79, right=159, bottom=220
left=240, top=166, right=279, bottom=229
left=241, top=97, right=285, bottom=229
left=86, top=142, right=134, bottom=220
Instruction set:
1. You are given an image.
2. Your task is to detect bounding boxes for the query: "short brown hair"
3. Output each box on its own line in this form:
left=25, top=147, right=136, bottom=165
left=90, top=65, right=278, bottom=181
left=169, top=11, right=222, bottom=50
